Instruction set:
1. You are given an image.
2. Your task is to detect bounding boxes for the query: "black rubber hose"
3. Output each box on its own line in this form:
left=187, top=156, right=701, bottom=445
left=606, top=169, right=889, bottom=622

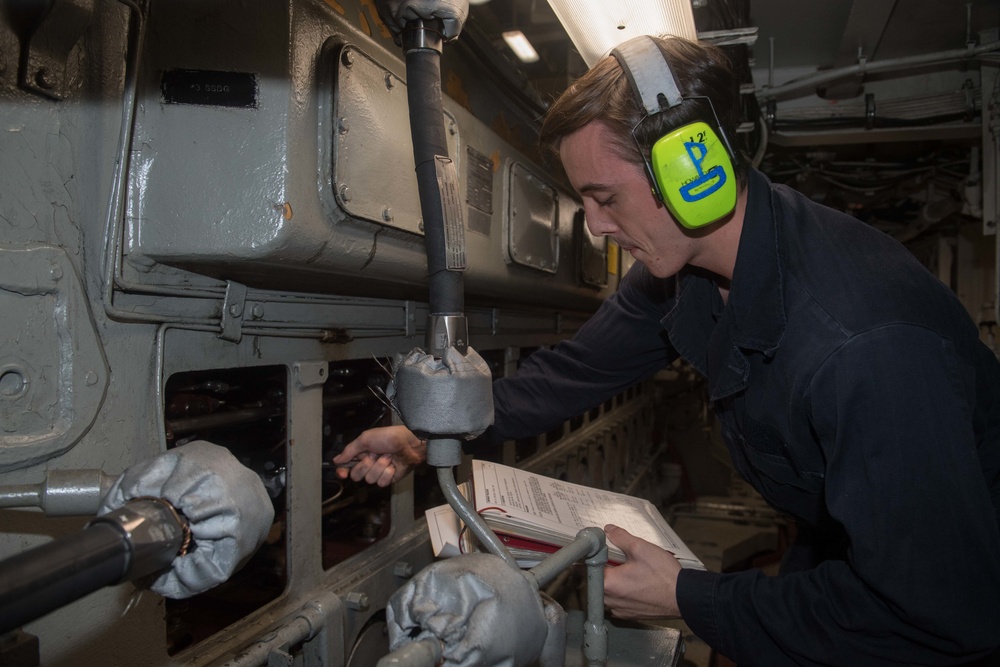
left=0, top=522, right=129, bottom=633
left=405, top=46, right=464, bottom=316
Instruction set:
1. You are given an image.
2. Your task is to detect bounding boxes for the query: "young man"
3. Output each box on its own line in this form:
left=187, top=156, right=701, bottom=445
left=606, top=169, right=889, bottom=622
left=335, top=36, right=1000, bottom=665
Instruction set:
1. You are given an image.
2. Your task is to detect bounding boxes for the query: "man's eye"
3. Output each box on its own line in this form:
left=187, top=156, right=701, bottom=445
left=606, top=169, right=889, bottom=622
left=596, top=196, right=615, bottom=207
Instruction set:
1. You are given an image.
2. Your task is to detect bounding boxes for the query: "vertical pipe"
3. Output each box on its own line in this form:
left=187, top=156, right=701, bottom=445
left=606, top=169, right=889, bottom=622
left=584, top=534, right=609, bottom=667
left=401, top=27, right=464, bottom=318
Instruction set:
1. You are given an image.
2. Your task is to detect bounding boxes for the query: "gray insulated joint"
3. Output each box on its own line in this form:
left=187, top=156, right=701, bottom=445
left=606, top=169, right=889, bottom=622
left=394, top=346, right=493, bottom=439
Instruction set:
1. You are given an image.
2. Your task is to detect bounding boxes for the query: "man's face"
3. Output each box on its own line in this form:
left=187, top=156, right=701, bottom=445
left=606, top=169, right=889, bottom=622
left=560, top=121, right=700, bottom=278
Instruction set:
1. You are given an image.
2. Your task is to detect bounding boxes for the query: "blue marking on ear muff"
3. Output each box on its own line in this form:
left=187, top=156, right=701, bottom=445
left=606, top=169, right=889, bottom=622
left=679, top=141, right=727, bottom=203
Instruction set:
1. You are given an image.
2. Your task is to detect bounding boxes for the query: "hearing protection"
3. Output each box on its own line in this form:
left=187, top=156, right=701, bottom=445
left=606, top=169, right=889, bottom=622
left=611, top=36, right=737, bottom=229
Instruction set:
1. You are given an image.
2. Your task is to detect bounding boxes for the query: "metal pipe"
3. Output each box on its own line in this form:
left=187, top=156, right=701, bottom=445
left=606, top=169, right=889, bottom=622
left=0, top=486, right=40, bottom=508
left=376, top=638, right=444, bottom=667
left=0, top=469, right=115, bottom=515
left=222, top=593, right=340, bottom=667
left=435, top=464, right=519, bottom=570
left=759, top=40, right=1000, bottom=100
left=0, top=499, right=185, bottom=633
left=527, top=528, right=608, bottom=666
left=583, top=531, right=609, bottom=667
left=167, top=406, right=284, bottom=436
left=528, top=527, right=604, bottom=589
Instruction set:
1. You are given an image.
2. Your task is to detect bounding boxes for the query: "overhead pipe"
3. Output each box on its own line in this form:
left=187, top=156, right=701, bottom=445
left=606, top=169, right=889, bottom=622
left=759, top=40, right=1000, bottom=100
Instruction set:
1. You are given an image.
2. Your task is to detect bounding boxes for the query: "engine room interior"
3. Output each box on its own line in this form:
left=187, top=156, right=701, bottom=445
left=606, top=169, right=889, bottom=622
left=1, top=0, right=997, bottom=665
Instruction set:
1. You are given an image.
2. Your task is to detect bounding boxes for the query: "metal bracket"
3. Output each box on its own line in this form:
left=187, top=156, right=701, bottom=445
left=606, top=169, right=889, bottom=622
left=293, top=361, right=329, bottom=389
left=19, top=0, right=95, bottom=100
left=219, top=281, right=248, bottom=342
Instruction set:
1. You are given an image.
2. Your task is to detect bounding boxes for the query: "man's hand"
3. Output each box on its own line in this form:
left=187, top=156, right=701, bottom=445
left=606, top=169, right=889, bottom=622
left=331, top=426, right=427, bottom=487
left=603, top=524, right=683, bottom=619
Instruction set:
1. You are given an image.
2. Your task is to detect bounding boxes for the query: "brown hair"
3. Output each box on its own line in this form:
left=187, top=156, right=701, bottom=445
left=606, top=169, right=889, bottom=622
left=540, top=36, right=748, bottom=188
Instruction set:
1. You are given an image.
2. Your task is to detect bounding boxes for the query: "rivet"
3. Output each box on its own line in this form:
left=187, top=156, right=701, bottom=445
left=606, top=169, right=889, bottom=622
left=251, top=304, right=265, bottom=318
left=382, top=207, right=393, bottom=221
left=339, top=185, right=352, bottom=202
left=85, top=371, right=98, bottom=386
left=50, top=265, right=63, bottom=281
left=385, top=72, right=395, bottom=89
left=341, top=50, right=354, bottom=67
left=229, top=303, right=243, bottom=317
left=394, top=561, right=414, bottom=578
left=338, top=117, right=349, bottom=134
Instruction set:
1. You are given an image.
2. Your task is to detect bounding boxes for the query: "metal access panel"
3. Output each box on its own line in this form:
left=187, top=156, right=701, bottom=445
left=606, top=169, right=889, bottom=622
left=506, top=161, right=559, bottom=273
left=333, top=45, right=459, bottom=235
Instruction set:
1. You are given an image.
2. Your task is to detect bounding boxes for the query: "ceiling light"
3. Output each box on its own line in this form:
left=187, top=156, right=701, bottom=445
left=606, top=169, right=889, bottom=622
left=545, top=0, right=697, bottom=67
left=468, top=0, right=492, bottom=4
left=502, top=30, right=540, bottom=64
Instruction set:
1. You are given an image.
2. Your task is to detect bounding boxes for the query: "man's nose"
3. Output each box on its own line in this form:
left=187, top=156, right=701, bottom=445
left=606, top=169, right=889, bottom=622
left=584, top=209, right=614, bottom=237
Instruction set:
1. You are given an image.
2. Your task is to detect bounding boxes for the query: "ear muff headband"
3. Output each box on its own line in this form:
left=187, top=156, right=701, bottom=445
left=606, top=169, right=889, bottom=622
left=611, top=36, right=737, bottom=229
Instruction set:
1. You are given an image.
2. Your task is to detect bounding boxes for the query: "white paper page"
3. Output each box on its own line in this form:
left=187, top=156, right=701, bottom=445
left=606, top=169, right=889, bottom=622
left=425, top=503, right=463, bottom=558
left=472, top=460, right=702, bottom=565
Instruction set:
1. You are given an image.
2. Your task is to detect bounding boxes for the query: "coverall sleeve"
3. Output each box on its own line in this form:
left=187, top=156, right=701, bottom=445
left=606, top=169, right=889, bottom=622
left=488, top=266, right=678, bottom=442
left=677, top=324, right=1000, bottom=666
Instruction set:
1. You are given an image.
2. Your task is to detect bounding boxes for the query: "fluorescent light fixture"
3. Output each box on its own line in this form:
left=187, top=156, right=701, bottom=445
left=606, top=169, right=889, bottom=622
left=502, top=30, right=540, bottom=64
left=468, top=0, right=491, bottom=4
left=545, top=0, right=697, bottom=67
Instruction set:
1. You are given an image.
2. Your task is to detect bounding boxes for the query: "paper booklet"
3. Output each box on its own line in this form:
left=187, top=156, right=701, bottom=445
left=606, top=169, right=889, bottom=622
left=425, top=460, right=705, bottom=570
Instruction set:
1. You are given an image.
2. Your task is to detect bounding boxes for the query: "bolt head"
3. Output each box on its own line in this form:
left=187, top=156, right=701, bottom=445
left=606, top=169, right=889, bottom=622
left=345, top=592, right=369, bottom=611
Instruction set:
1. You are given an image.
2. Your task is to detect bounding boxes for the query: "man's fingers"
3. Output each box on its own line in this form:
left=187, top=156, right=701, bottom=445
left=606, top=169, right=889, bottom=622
left=333, top=436, right=368, bottom=463
left=376, top=462, right=397, bottom=488
left=364, top=455, right=393, bottom=485
left=604, top=524, right=639, bottom=551
left=348, top=455, right=375, bottom=481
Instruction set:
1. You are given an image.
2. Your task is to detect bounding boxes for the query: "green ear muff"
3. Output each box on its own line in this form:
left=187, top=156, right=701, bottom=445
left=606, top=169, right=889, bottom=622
left=650, top=120, right=737, bottom=229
